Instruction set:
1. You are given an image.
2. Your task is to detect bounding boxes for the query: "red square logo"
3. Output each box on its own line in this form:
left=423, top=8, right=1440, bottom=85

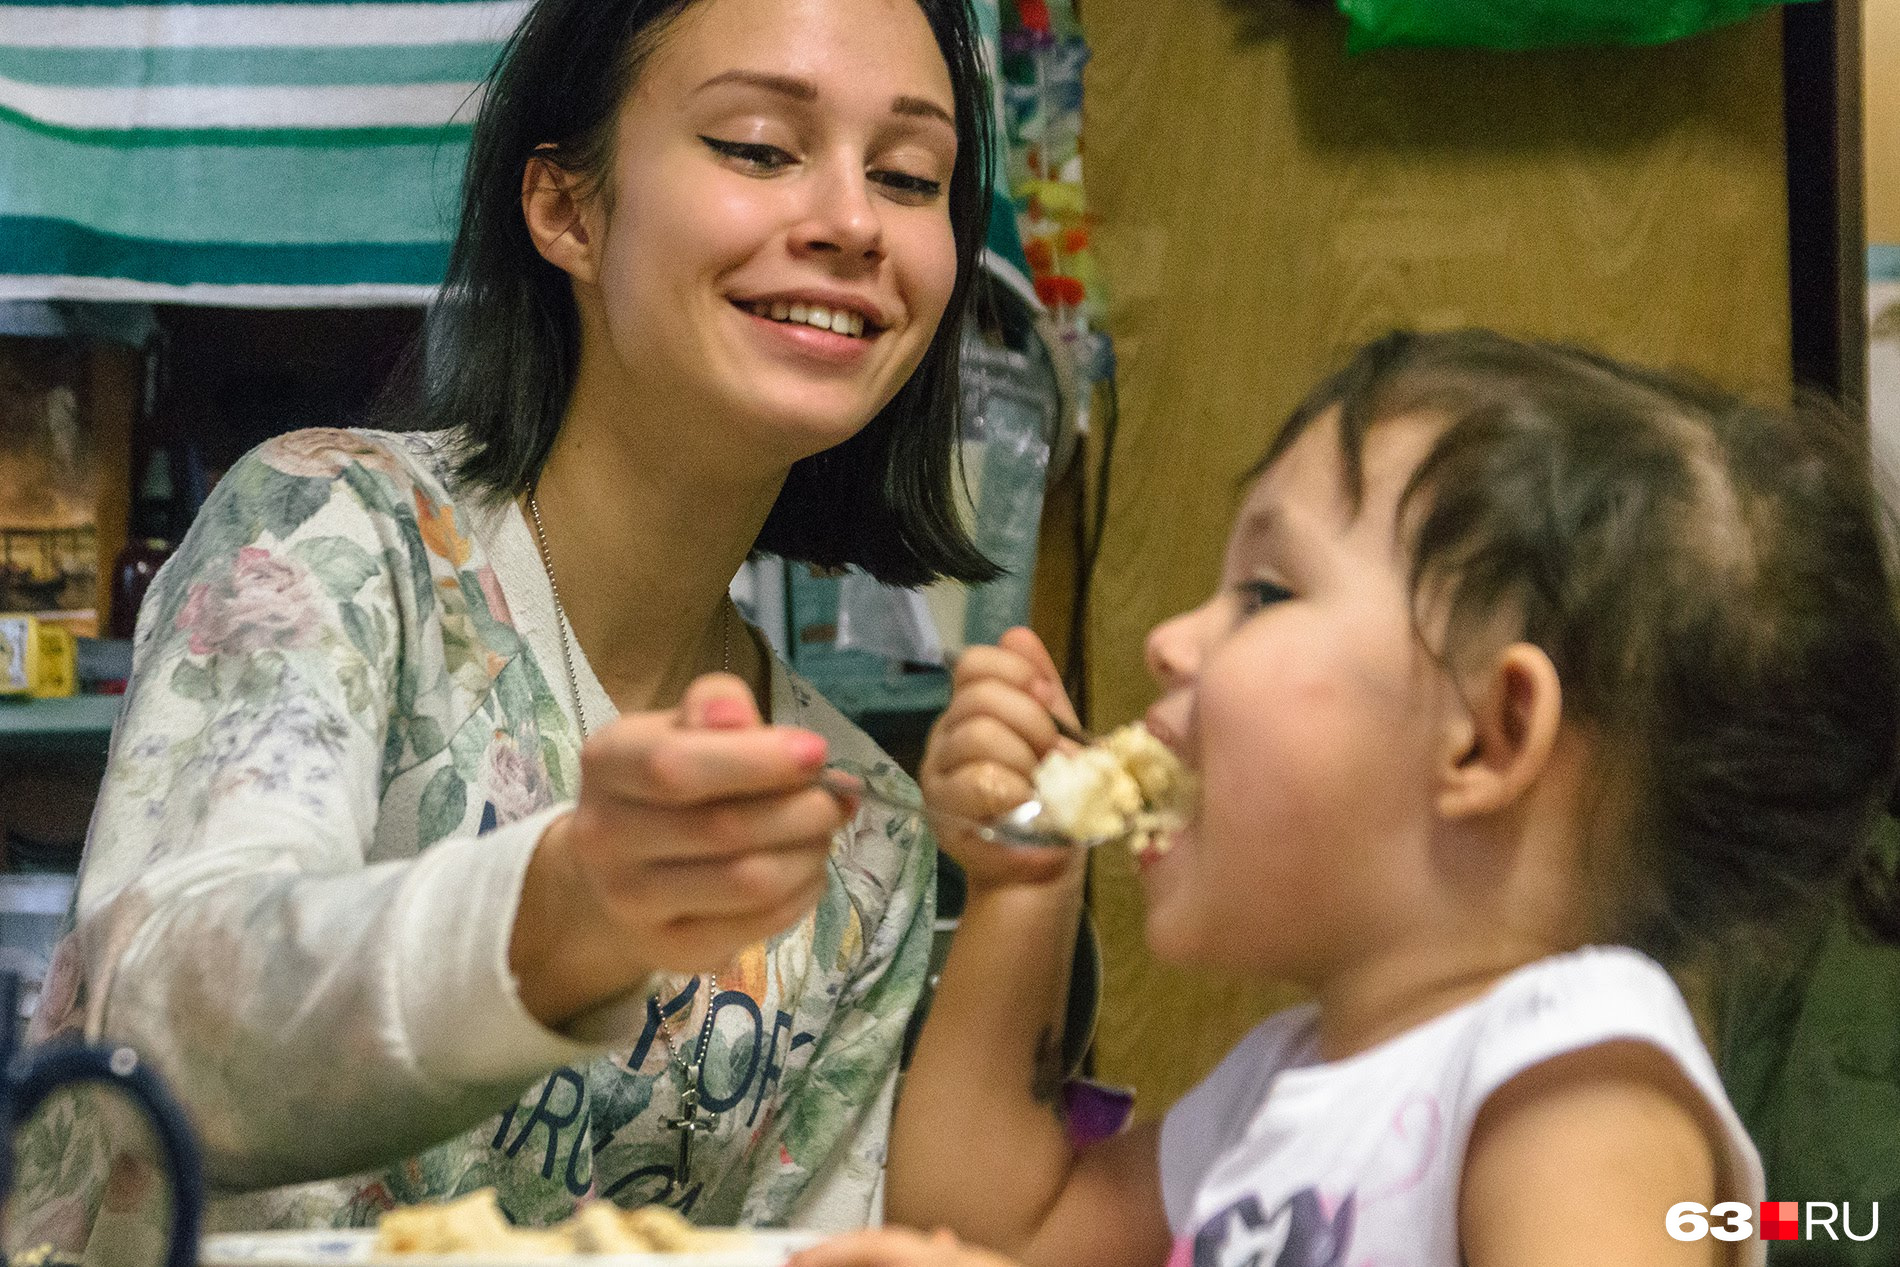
left=1760, top=1201, right=1800, bottom=1240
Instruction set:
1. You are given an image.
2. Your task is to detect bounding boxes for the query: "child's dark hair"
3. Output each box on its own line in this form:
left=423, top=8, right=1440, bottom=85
left=384, top=0, right=999, bottom=588
left=1262, top=329, right=1900, bottom=961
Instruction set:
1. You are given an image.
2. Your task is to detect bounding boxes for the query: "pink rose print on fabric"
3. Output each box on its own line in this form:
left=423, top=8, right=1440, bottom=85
left=476, top=565, right=513, bottom=625
left=176, top=547, right=320, bottom=657
left=483, top=731, right=553, bottom=824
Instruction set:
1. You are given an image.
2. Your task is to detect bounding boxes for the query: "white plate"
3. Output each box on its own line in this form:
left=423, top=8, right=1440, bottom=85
left=200, top=1228, right=823, bottom=1267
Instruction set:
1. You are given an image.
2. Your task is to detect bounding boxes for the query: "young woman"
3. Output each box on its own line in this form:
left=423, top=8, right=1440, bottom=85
left=11, top=0, right=1006, bottom=1251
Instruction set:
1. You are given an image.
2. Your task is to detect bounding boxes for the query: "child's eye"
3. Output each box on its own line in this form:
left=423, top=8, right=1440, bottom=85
left=870, top=169, right=943, bottom=202
left=701, top=137, right=795, bottom=172
left=1237, top=579, right=1293, bottom=614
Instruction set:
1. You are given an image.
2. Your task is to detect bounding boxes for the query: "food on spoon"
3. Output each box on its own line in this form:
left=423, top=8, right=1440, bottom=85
left=1031, top=722, right=1191, bottom=857
left=372, top=1187, right=746, bottom=1255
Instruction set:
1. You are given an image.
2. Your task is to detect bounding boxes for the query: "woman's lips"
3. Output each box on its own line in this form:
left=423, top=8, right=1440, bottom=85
left=735, top=302, right=877, bottom=366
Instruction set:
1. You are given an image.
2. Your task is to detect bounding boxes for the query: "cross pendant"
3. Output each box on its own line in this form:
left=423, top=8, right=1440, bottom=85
left=662, top=1063, right=718, bottom=1189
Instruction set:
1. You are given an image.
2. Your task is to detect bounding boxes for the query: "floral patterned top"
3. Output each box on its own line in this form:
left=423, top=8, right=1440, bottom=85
left=9, top=429, right=936, bottom=1257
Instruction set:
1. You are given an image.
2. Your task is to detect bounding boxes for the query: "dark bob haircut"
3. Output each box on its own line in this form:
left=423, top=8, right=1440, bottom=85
left=1263, top=329, right=1900, bottom=963
left=400, top=0, right=999, bottom=588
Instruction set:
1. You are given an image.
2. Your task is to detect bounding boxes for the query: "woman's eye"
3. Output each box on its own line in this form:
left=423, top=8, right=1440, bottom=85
left=1237, top=579, right=1292, bottom=614
left=701, top=137, right=794, bottom=172
left=870, top=169, right=943, bottom=201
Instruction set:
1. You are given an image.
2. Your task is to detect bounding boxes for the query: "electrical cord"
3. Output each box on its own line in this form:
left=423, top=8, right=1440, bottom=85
left=1064, top=364, right=1119, bottom=727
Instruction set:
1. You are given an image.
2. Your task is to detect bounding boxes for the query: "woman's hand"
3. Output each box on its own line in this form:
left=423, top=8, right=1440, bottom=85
left=918, top=627, right=1084, bottom=897
left=789, top=1227, right=1023, bottom=1267
left=513, top=672, right=848, bottom=1023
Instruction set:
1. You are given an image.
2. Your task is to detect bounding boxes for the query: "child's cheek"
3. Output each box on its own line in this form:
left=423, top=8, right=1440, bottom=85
left=1142, top=883, right=1203, bottom=966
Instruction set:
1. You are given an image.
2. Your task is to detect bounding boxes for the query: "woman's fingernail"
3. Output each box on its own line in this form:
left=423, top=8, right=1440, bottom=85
left=789, top=731, right=828, bottom=767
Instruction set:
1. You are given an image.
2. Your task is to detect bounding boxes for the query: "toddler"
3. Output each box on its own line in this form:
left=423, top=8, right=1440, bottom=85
left=795, top=330, right=1900, bottom=1267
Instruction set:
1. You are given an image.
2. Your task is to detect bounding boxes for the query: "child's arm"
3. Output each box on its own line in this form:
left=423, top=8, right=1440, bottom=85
left=796, top=1124, right=1168, bottom=1267
left=1460, top=1040, right=1733, bottom=1267
left=879, top=629, right=1172, bottom=1267
left=790, top=1228, right=1020, bottom=1267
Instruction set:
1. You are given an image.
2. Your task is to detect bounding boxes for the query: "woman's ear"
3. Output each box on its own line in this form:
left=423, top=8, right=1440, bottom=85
left=1437, top=642, right=1562, bottom=821
left=521, top=152, right=599, bottom=284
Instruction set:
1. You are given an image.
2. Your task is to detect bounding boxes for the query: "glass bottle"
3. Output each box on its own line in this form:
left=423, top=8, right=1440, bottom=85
left=108, top=447, right=176, bottom=641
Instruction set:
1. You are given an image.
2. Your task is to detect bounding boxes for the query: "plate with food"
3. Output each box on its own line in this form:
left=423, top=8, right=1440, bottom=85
left=200, top=1189, right=822, bottom=1267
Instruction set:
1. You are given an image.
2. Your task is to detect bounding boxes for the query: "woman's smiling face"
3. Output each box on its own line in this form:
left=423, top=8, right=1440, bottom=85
left=578, top=0, right=961, bottom=461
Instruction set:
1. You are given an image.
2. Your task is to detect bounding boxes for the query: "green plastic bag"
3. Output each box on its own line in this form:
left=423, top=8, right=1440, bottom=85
left=1338, top=0, right=1818, bottom=52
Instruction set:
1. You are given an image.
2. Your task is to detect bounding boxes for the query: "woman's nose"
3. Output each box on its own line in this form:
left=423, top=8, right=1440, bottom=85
left=790, top=159, right=884, bottom=264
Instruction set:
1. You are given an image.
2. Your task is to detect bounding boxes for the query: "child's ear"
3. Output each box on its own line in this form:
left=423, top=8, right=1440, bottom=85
left=1437, top=642, right=1562, bottom=820
left=521, top=153, right=600, bottom=285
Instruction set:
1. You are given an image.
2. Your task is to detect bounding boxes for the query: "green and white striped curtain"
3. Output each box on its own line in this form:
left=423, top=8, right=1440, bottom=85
left=0, top=1, right=1026, bottom=308
left=1, top=1, right=519, bottom=306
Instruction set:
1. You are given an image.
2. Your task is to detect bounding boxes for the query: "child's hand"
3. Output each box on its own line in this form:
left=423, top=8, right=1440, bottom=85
left=789, top=1227, right=1023, bottom=1267
left=918, top=627, right=1083, bottom=895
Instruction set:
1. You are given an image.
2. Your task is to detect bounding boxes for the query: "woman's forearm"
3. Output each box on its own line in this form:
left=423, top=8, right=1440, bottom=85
left=88, top=816, right=604, bottom=1190
left=885, top=862, right=1088, bottom=1252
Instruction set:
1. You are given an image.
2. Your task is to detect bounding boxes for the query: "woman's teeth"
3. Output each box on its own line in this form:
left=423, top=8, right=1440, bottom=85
left=745, top=300, right=867, bottom=339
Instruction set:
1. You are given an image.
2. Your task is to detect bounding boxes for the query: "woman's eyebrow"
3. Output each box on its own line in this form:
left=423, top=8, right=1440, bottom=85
left=695, top=69, right=816, bottom=101
left=693, top=69, right=954, bottom=129
left=892, top=95, right=955, bottom=129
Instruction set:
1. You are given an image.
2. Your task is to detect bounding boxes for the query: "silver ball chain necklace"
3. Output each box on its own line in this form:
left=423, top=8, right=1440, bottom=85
left=527, top=486, right=728, bottom=1194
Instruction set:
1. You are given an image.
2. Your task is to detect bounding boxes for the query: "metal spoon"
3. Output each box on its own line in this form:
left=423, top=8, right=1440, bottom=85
left=1050, top=713, right=1095, bottom=747
left=816, top=768, right=1122, bottom=850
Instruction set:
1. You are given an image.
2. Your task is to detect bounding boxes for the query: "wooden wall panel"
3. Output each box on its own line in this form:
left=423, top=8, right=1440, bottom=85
left=1075, top=0, right=1793, bottom=1114
left=1870, top=0, right=1900, bottom=244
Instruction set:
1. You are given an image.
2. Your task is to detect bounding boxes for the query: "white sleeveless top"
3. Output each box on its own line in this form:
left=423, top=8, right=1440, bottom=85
left=1159, top=947, right=1765, bottom=1267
